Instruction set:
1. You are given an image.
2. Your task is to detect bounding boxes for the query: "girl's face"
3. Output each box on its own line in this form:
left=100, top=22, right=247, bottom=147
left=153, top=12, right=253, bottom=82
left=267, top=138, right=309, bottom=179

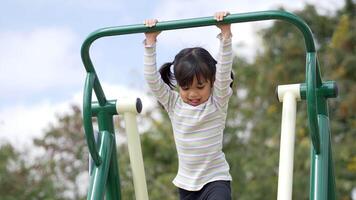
left=179, top=76, right=212, bottom=106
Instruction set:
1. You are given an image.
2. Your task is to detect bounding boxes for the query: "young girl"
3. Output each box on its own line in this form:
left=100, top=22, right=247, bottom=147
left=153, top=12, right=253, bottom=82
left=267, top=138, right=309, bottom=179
left=143, top=12, right=233, bottom=200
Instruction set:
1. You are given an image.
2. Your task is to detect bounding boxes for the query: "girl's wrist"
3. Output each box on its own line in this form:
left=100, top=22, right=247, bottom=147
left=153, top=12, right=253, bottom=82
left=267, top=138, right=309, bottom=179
left=221, top=31, right=232, bottom=39
left=145, top=38, right=156, bottom=45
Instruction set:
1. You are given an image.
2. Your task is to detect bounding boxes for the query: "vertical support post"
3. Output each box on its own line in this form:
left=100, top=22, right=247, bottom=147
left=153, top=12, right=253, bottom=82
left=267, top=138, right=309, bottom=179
left=276, top=84, right=301, bottom=200
left=309, top=91, right=336, bottom=200
left=327, top=141, right=336, bottom=200
left=100, top=113, right=122, bottom=200
left=106, top=137, right=122, bottom=200
left=116, top=97, right=149, bottom=200
left=310, top=115, right=330, bottom=200
left=87, top=130, right=113, bottom=200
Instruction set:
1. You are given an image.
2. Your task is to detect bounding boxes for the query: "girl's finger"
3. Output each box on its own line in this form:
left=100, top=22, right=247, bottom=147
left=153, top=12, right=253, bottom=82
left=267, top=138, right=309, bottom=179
left=144, top=19, right=158, bottom=27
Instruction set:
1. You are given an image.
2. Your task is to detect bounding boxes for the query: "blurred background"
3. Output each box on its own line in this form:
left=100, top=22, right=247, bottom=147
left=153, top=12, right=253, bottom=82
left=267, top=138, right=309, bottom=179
left=0, top=0, right=355, bottom=199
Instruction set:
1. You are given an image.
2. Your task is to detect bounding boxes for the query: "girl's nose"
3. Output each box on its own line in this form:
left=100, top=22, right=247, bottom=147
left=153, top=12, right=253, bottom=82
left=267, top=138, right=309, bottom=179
left=189, top=91, right=198, bottom=98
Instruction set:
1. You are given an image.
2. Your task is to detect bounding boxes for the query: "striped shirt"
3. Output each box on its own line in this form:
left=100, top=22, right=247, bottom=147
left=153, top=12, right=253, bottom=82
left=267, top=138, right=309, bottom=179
left=143, top=35, right=233, bottom=191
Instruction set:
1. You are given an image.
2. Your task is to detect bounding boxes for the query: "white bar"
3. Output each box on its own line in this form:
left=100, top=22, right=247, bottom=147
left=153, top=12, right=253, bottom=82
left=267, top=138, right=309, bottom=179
left=116, top=97, right=149, bottom=200
left=277, top=84, right=300, bottom=200
left=124, top=113, right=149, bottom=200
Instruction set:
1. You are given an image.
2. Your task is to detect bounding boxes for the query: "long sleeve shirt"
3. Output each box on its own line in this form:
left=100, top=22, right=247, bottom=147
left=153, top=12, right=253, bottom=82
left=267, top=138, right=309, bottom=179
left=143, top=35, right=233, bottom=191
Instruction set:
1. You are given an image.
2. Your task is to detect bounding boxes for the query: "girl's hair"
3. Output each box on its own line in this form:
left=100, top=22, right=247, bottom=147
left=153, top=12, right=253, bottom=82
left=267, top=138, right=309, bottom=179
left=159, top=47, right=233, bottom=89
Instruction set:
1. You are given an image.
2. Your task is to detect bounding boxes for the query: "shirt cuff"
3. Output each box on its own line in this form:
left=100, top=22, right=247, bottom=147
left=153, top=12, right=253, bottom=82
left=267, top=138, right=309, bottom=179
left=143, top=39, right=157, bottom=48
left=216, top=33, right=232, bottom=42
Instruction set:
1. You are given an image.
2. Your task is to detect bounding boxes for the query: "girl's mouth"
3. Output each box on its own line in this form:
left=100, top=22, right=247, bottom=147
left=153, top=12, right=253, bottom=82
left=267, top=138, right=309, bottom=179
left=189, top=99, right=200, bottom=106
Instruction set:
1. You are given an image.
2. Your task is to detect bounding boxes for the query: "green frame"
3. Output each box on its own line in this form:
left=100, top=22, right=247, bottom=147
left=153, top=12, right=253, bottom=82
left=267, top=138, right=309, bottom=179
left=81, top=10, right=337, bottom=200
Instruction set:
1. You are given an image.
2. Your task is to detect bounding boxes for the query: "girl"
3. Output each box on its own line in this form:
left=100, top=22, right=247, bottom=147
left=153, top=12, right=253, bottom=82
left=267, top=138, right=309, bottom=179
left=144, top=11, right=233, bottom=200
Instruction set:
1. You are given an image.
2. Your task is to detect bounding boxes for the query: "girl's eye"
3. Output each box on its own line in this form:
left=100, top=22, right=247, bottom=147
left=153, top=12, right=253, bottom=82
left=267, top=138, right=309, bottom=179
left=197, top=85, right=205, bottom=89
left=181, top=86, right=189, bottom=91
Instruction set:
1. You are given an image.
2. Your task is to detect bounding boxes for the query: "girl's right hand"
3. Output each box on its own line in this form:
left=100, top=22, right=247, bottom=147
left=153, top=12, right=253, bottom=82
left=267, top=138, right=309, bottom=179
left=144, top=19, right=161, bottom=45
left=214, top=11, right=232, bottom=39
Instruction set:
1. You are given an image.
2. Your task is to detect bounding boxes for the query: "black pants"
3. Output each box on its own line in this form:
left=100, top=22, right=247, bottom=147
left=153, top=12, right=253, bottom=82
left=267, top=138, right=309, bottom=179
left=178, top=181, right=231, bottom=200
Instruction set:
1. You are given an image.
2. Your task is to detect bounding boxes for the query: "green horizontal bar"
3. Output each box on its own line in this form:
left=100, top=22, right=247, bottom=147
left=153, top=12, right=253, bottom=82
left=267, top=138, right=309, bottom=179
left=92, top=100, right=117, bottom=116
left=300, top=81, right=338, bottom=100
left=81, top=10, right=315, bottom=74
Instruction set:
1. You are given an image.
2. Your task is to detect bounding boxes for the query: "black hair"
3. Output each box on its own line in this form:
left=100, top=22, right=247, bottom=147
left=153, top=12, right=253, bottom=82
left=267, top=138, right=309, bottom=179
left=159, top=47, right=234, bottom=89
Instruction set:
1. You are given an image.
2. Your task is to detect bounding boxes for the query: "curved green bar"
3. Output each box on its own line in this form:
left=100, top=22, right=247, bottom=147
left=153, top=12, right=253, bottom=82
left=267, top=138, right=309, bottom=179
left=306, top=52, right=320, bottom=154
left=83, top=72, right=102, bottom=166
left=81, top=10, right=316, bottom=73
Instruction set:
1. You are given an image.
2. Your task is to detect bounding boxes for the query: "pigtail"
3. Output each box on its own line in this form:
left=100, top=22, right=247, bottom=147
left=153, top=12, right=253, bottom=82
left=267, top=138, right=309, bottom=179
left=159, top=62, right=175, bottom=89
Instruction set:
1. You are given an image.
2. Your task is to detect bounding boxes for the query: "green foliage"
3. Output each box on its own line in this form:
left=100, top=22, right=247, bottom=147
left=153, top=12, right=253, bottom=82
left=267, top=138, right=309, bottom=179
left=0, top=105, right=88, bottom=200
left=33, top=105, right=88, bottom=200
left=0, top=143, right=64, bottom=200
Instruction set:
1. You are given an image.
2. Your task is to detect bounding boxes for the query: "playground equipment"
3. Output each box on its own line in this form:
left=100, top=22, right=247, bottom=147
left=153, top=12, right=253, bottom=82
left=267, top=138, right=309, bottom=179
left=81, top=11, right=338, bottom=200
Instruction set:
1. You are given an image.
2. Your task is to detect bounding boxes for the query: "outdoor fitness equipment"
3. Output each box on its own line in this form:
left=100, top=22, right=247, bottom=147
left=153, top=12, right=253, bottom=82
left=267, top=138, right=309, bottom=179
left=81, top=10, right=338, bottom=200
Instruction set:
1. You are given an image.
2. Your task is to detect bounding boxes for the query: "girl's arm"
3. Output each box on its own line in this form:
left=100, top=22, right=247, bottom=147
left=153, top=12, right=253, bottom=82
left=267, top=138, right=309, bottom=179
left=213, top=12, right=234, bottom=109
left=143, top=19, right=178, bottom=112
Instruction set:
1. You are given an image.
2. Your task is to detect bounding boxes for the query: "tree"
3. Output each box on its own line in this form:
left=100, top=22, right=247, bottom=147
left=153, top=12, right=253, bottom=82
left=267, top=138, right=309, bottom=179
left=33, top=105, right=88, bottom=200
left=0, top=143, right=63, bottom=199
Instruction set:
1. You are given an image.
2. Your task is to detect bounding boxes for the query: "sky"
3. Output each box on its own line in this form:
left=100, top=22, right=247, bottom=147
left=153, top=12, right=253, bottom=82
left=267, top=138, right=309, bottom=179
left=0, top=0, right=345, bottom=147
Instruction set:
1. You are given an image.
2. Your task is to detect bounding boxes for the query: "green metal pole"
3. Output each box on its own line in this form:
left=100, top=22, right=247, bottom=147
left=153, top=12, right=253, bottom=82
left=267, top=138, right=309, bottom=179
left=87, top=130, right=113, bottom=200
left=97, top=111, right=122, bottom=200
left=81, top=11, right=316, bottom=73
left=106, top=138, right=122, bottom=200
left=310, top=148, right=316, bottom=200
left=312, top=115, right=329, bottom=200
left=327, top=141, right=336, bottom=200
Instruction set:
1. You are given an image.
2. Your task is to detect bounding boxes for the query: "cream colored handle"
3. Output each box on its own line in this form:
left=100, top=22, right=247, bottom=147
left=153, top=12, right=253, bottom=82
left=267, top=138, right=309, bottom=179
left=116, top=97, right=148, bottom=200
left=124, top=112, right=149, bottom=200
left=277, top=84, right=300, bottom=200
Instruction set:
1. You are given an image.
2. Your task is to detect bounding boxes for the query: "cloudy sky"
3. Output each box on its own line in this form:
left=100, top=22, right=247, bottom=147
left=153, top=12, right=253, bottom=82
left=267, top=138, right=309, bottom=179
left=0, top=0, right=344, bottom=146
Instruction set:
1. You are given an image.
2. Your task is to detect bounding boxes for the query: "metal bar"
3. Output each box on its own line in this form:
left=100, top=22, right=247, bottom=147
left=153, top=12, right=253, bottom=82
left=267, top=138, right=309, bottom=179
left=89, top=131, right=102, bottom=176
left=312, top=115, right=330, bottom=200
left=316, top=91, right=336, bottom=200
left=300, top=81, right=338, bottom=100
left=276, top=84, right=300, bottom=200
left=97, top=112, right=122, bottom=200
left=123, top=112, right=149, bottom=200
left=87, top=130, right=113, bottom=200
left=83, top=73, right=102, bottom=166
left=327, top=140, right=336, bottom=200
left=106, top=137, right=122, bottom=200
left=92, top=100, right=118, bottom=116
left=81, top=10, right=315, bottom=73
left=116, top=97, right=148, bottom=200
left=310, top=148, right=316, bottom=200
left=306, top=52, right=320, bottom=154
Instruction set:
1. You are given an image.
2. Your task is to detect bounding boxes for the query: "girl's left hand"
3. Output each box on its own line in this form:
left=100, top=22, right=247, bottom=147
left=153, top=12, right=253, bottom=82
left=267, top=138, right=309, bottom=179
left=214, top=11, right=232, bottom=38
